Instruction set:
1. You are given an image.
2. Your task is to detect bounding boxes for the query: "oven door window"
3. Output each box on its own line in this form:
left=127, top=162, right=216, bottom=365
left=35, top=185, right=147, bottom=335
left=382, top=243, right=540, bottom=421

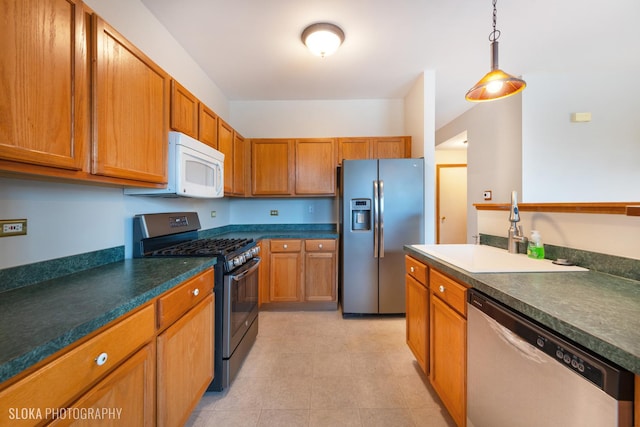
left=229, top=259, right=259, bottom=343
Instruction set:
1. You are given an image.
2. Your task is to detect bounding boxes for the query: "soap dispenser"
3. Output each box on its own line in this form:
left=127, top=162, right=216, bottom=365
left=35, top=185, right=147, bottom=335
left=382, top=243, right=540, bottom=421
left=527, top=230, right=545, bottom=259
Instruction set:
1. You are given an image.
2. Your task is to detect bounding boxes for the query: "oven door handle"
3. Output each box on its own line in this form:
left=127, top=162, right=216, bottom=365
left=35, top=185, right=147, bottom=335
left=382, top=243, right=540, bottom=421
left=230, top=258, right=261, bottom=282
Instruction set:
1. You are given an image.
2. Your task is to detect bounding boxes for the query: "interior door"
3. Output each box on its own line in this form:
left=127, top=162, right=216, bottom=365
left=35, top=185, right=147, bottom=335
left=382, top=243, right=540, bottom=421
left=437, top=164, right=467, bottom=244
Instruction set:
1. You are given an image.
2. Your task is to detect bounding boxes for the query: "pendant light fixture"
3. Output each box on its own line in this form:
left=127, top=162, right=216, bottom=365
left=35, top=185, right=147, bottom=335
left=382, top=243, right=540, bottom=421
left=466, top=0, right=526, bottom=102
left=301, top=23, right=345, bottom=58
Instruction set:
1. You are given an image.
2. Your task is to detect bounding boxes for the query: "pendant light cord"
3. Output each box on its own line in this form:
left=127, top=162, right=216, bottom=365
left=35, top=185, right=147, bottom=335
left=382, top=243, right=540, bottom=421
left=489, top=0, right=501, bottom=42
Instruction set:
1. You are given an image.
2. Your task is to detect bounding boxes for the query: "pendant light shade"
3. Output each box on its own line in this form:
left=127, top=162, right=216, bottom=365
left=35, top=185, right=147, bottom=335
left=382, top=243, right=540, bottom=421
left=465, top=41, right=526, bottom=101
left=466, top=0, right=525, bottom=102
left=301, top=23, right=345, bottom=57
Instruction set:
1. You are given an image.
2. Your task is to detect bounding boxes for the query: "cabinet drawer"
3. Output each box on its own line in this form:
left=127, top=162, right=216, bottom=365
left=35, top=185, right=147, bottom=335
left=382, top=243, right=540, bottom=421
left=430, top=269, right=468, bottom=317
left=405, top=256, right=428, bottom=285
left=305, top=239, right=336, bottom=252
left=0, top=304, right=155, bottom=425
left=157, top=268, right=214, bottom=330
left=270, top=239, right=302, bottom=252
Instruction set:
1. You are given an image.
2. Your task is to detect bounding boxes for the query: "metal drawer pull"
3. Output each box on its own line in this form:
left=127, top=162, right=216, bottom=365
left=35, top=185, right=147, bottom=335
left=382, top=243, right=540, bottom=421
left=439, top=285, right=445, bottom=293
left=192, top=288, right=200, bottom=296
left=318, top=244, right=323, bottom=249
left=283, top=244, right=288, bottom=249
left=410, top=267, right=415, bottom=273
left=95, top=352, right=108, bottom=366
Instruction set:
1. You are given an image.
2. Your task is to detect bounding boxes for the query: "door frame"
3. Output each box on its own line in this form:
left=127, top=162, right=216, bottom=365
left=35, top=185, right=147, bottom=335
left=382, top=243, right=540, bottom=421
left=436, top=163, right=467, bottom=244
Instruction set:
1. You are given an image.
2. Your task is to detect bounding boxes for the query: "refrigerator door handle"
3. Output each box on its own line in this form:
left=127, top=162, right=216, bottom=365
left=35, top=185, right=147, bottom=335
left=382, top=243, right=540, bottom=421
left=379, top=180, right=385, bottom=257
left=373, top=180, right=379, bottom=258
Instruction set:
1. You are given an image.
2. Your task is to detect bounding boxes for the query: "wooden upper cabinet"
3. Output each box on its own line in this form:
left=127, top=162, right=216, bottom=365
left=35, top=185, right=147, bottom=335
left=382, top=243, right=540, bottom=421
left=170, top=80, right=198, bottom=139
left=338, top=138, right=371, bottom=164
left=232, top=132, right=247, bottom=196
left=198, top=104, right=218, bottom=149
left=0, top=0, right=89, bottom=171
left=218, top=119, right=234, bottom=194
left=295, top=138, right=337, bottom=195
left=373, top=136, right=411, bottom=159
left=92, top=16, right=169, bottom=184
left=251, top=139, right=294, bottom=196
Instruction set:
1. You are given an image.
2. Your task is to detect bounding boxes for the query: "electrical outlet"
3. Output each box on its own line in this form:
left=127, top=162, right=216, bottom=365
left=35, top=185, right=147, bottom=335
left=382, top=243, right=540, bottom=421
left=483, top=190, right=492, bottom=201
left=270, top=210, right=279, bottom=216
left=308, top=205, right=314, bottom=214
left=0, top=219, right=27, bottom=237
left=210, top=210, right=217, bottom=218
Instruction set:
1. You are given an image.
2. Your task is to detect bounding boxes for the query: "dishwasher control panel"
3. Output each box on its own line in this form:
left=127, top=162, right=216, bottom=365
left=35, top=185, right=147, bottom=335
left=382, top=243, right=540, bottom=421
left=533, top=334, right=604, bottom=387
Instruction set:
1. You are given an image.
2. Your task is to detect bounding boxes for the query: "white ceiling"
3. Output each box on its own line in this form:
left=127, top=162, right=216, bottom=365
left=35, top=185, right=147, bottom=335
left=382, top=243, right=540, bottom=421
left=141, top=0, right=640, bottom=129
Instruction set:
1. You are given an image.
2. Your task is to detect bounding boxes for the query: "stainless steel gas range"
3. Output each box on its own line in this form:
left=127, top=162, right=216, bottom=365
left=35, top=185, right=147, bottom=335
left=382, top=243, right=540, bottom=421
left=133, top=212, right=260, bottom=391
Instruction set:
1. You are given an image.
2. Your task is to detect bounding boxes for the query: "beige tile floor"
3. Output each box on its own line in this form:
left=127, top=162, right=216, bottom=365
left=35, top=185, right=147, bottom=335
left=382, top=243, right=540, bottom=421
left=187, top=310, right=456, bottom=427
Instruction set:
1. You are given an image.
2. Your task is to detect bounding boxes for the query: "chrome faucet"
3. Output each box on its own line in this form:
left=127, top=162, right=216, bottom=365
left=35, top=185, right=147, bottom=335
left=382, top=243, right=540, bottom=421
left=507, top=190, right=527, bottom=253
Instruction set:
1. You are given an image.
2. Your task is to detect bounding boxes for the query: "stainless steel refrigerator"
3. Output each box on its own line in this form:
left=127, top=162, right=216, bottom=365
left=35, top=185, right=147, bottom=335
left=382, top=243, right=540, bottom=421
left=340, top=158, right=424, bottom=315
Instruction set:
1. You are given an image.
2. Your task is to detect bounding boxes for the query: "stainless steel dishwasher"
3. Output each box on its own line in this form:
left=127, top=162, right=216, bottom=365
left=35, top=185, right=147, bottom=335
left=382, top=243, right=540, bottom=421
left=467, top=289, right=634, bottom=427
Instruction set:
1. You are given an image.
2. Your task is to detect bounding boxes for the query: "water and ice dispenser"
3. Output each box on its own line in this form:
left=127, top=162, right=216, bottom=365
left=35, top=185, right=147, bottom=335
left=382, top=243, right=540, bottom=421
left=350, top=199, right=371, bottom=231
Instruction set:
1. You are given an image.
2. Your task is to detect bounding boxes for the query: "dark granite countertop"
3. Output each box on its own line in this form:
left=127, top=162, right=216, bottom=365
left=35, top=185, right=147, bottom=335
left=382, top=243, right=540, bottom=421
left=0, top=257, right=216, bottom=384
left=199, top=223, right=339, bottom=241
left=404, top=245, right=640, bottom=376
left=0, top=224, right=338, bottom=385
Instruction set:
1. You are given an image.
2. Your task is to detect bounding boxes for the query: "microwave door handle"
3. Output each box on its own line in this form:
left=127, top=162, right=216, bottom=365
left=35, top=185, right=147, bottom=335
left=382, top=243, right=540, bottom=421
left=216, top=163, right=223, bottom=194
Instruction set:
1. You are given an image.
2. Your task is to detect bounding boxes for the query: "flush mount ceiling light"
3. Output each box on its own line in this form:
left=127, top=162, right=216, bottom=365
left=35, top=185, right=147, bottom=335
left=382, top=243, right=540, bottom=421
left=301, top=23, right=345, bottom=58
left=466, top=0, right=526, bottom=102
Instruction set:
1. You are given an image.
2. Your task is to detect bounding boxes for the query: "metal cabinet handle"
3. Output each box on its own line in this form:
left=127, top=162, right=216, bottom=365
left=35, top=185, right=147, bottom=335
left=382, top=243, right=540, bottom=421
left=192, top=288, right=200, bottom=297
left=283, top=244, right=288, bottom=249
left=318, top=244, right=323, bottom=249
left=95, top=352, right=108, bottom=366
left=439, top=285, right=445, bottom=293
left=410, top=266, right=415, bottom=273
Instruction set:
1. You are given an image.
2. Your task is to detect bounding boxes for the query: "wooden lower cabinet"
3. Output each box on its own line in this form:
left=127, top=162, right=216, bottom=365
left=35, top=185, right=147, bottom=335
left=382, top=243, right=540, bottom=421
left=48, top=343, right=155, bottom=427
left=429, top=268, right=468, bottom=427
left=261, top=239, right=338, bottom=308
left=405, top=256, right=429, bottom=374
left=157, top=293, right=214, bottom=427
left=0, top=268, right=215, bottom=427
left=269, top=240, right=303, bottom=302
left=635, top=375, right=640, bottom=427
left=304, top=240, right=337, bottom=302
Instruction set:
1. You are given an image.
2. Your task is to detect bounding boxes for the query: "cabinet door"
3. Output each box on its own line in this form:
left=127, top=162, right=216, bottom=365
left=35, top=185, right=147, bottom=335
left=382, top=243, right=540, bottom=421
left=269, top=253, right=302, bottom=302
left=0, top=0, right=88, bottom=171
left=406, top=274, right=429, bottom=374
left=218, top=119, right=234, bottom=194
left=430, top=295, right=466, bottom=427
left=232, top=132, right=247, bottom=196
left=338, top=138, right=371, bottom=163
left=304, top=252, right=336, bottom=302
left=92, top=16, right=169, bottom=184
left=373, top=137, right=411, bottom=159
left=251, top=139, right=294, bottom=196
left=157, top=294, right=214, bottom=427
left=198, top=104, right=218, bottom=149
left=48, top=343, right=155, bottom=427
left=170, top=80, right=198, bottom=138
left=295, top=138, right=336, bottom=195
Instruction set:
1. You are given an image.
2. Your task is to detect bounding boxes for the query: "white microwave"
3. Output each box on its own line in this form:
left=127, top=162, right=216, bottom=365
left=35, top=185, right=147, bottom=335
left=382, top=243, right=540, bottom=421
left=125, top=131, right=224, bottom=198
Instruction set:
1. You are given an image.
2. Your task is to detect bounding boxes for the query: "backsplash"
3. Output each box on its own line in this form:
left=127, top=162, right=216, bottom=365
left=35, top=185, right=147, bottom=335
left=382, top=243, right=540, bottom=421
left=481, top=234, right=640, bottom=282
left=0, top=246, right=124, bottom=293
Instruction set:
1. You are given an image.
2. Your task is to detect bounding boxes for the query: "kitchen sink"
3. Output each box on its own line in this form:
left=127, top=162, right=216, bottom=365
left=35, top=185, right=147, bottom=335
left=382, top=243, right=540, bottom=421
left=410, top=244, right=588, bottom=273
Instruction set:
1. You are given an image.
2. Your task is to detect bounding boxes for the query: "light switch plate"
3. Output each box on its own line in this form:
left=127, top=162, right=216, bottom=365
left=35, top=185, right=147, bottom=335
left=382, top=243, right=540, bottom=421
left=483, top=190, right=492, bottom=201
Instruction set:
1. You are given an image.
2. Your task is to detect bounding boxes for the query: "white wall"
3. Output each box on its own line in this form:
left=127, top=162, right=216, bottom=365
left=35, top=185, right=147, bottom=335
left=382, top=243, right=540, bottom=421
left=0, top=177, right=231, bottom=268
left=436, top=93, right=522, bottom=243
left=230, top=198, right=335, bottom=224
left=522, top=71, right=640, bottom=202
left=478, top=210, right=640, bottom=261
left=404, top=71, right=436, bottom=244
left=229, top=99, right=405, bottom=138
